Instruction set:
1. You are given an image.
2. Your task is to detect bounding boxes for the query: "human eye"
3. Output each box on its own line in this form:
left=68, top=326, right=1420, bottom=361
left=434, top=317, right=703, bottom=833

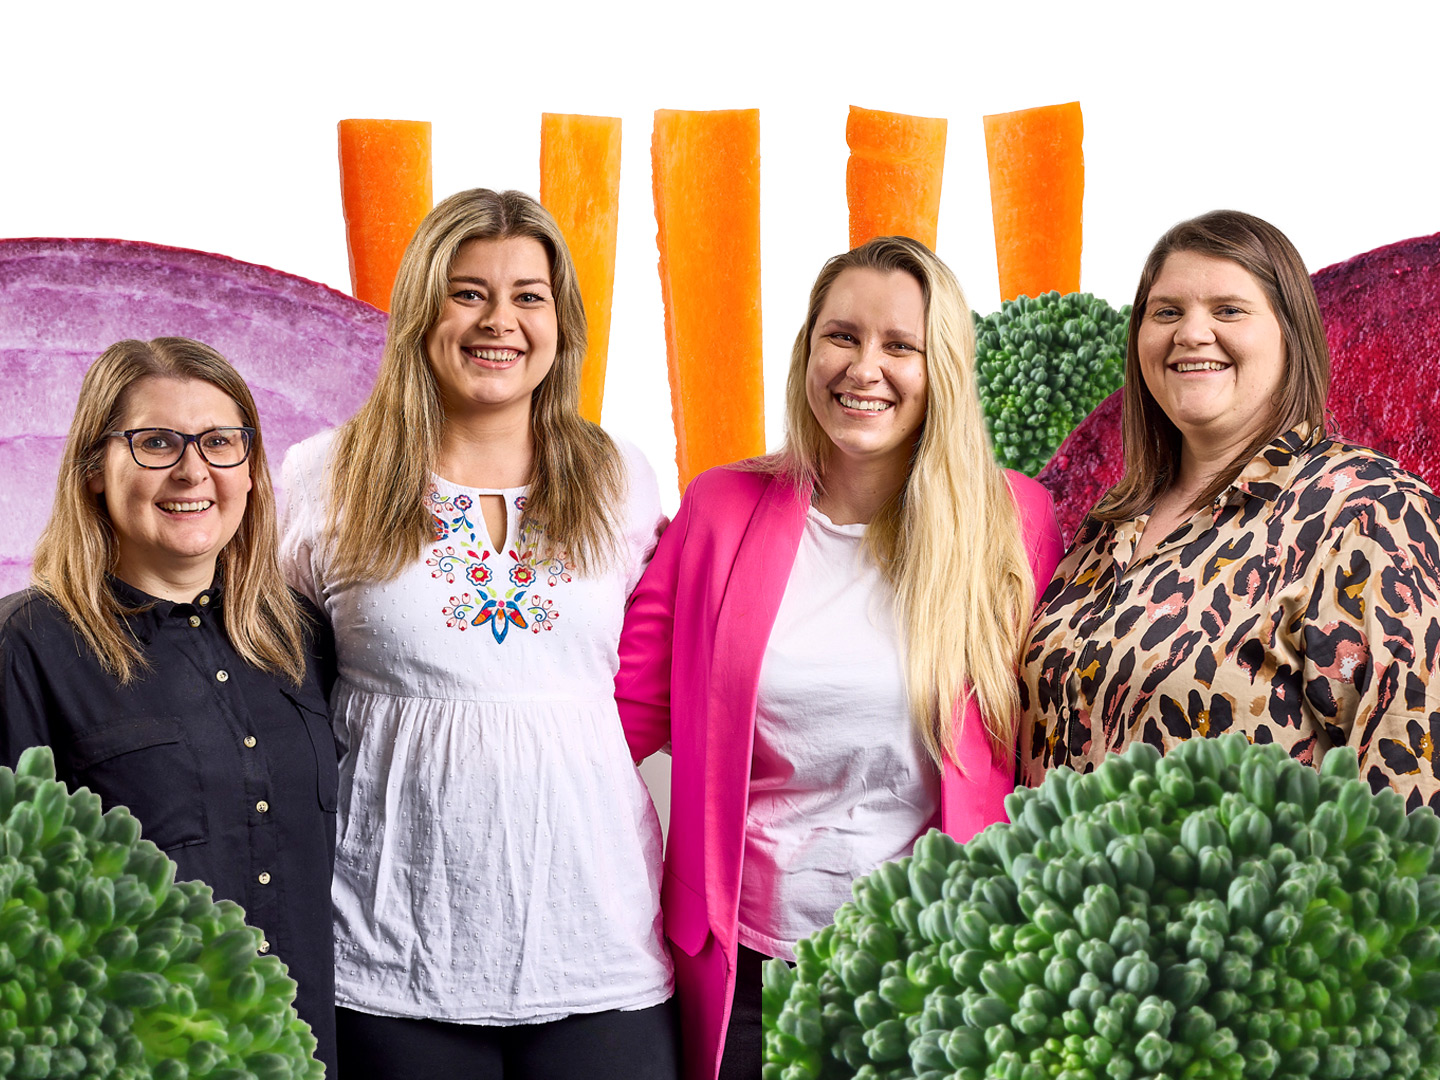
left=827, top=332, right=857, bottom=345
left=1216, top=304, right=1246, bottom=318
left=1148, top=305, right=1180, bottom=320
left=516, top=290, right=550, bottom=304
left=201, top=429, right=239, bottom=450
left=137, top=429, right=180, bottom=453
left=451, top=288, right=485, bottom=302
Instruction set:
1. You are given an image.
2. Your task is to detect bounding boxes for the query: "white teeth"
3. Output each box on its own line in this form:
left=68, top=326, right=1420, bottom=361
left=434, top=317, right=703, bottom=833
left=465, top=348, right=520, bottom=362
left=159, top=501, right=212, bottom=512
left=1175, top=361, right=1228, bottom=372
left=838, top=393, right=892, bottom=412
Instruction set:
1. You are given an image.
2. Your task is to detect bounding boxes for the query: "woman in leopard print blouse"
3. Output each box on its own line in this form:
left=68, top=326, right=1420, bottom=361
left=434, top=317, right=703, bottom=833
left=1020, top=210, right=1440, bottom=808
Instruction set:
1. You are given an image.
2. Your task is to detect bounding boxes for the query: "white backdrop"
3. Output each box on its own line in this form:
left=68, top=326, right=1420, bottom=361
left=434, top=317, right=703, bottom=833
left=6, top=0, right=1437, bottom=824
left=6, top=0, right=1438, bottom=509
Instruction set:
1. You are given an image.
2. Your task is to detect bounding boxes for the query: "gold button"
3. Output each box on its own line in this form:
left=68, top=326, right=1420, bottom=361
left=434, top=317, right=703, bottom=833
left=216, top=670, right=229, bottom=683
left=258, top=939, right=270, bottom=954
left=258, top=871, right=271, bottom=885
left=244, top=736, right=257, bottom=748
left=199, top=595, right=210, bottom=606
left=256, top=800, right=269, bottom=813
left=188, top=615, right=201, bottom=628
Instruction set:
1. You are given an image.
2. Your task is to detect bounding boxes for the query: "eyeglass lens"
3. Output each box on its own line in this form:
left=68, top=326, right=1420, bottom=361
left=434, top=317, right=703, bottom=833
left=129, top=428, right=251, bottom=467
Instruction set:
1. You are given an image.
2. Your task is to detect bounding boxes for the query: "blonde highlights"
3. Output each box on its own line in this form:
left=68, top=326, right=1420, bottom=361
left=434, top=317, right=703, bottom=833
left=771, top=237, right=1036, bottom=762
left=326, top=188, right=623, bottom=582
left=31, top=337, right=308, bottom=685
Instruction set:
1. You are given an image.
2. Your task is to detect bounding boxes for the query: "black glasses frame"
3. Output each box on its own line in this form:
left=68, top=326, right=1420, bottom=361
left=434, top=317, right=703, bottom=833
left=107, top=427, right=256, bottom=469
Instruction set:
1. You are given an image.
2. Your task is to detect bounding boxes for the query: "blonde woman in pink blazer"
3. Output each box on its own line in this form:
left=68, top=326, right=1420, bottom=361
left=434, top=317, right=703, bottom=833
left=616, top=236, right=1065, bottom=1080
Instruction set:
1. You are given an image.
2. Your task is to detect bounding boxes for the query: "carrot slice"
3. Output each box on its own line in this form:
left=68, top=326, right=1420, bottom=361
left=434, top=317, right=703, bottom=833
left=846, top=106, right=948, bottom=250
left=651, top=109, right=765, bottom=491
left=540, top=114, right=623, bottom=424
left=983, top=102, right=1084, bottom=301
left=337, top=119, right=433, bottom=312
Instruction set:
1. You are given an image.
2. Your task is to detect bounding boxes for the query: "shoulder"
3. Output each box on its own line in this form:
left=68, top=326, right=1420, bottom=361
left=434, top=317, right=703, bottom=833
left=607, top=435, right=660, bottom=497
left=1003, top=470, right=1055, bottom=517
left=684, top=459, right=785, bottom=510
left=0, top=589, right=65, bottom=638
left=281, top=427, right=340, bottom=489
left=1292, top=438, right=1440, bottom=531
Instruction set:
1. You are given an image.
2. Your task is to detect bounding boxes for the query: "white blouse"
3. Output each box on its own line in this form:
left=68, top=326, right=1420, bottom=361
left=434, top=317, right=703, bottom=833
left=737, top=506, right=940, bottom=962
left=280, top=430, right=671, bottom=1024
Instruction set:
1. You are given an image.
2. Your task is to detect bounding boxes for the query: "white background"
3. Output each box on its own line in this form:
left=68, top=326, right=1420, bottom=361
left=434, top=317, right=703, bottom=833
left=5, top=0, right=1437, bottom=509
left=6, top=0, right=1437, bottom=824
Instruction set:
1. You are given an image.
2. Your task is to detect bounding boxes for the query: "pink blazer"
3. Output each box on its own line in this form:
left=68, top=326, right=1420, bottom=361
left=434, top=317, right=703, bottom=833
left=616, top=464, right=1063, bottom=1080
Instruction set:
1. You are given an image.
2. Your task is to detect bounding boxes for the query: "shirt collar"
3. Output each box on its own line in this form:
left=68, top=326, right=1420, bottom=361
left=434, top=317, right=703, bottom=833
left=1228, top=424, right=1320, bottom=503
left=109, top=576, right=225, bottom=618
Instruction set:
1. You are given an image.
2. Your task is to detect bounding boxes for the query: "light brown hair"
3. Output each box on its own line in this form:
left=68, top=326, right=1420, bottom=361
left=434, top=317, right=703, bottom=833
left=768, top=236, right=1036, bottom=761
left=1096, top=209, right=1331, bottom=521
left=32, top=337, right=308, bottom=684
left=325, top=188, right=623, bottom=582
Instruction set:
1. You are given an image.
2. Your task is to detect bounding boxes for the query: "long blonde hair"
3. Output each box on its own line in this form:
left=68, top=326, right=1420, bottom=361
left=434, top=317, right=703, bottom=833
left=31, top=337, right=308, bottom=685
left=769, top=236, right=1035, bottom=761
left=326, top=188, right=623, bottom=582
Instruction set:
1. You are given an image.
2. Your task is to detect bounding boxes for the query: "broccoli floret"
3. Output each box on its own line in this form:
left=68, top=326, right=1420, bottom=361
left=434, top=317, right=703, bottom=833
left=974, top=291, right=1130, bottom=477
left=762, top=733, right=1440, bottom=1080
left=0, top=746, right=322, bottom=1080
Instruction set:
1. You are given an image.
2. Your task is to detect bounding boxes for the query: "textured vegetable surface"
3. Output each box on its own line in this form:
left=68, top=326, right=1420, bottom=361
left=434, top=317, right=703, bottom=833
left=975, top=290, right=1129, bottom=477
left=762, top=733, right=1440, bottom=1080
left=983, top=102, right=1083, bottom=303
left=651, top=108, right=765, bottom=491
left=337, top=117, right=433, bottom=311
left=540, top=112, right=623, bottom=424
left=0, top=746, right=322, bottom=1079
left=846, top=106, right=947, bottom=251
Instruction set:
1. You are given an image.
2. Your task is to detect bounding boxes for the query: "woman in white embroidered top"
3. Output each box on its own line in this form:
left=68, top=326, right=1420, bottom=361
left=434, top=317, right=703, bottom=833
left=280, top=188, right=675, bottom=1080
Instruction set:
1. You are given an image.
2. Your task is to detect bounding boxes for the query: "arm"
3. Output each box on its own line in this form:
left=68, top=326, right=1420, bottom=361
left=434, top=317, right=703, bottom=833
left=615, top=481, right=697, bottom=763
left=1303, top=496, right=1440, bottom=806
left=1006, top=470, right=1065, bottom=600
left=278, top=437, right=327, bottom=609
left=0, top=597, right=54, bottom=769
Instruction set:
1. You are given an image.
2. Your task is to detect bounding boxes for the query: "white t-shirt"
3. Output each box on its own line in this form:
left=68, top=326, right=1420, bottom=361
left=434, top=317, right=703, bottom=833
left=280, top=430, right=671, bottom=1024
left=737, top=505, right=940, bottom=962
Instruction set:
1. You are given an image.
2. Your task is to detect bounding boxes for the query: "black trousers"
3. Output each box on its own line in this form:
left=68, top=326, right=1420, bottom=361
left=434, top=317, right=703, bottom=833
left=336, top=1001, right=679, bottom=1080
left=717, top=945, right=766, bottom=1079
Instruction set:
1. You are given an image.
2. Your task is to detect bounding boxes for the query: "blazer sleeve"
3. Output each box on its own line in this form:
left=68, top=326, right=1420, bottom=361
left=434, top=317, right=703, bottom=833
left=615, top=479, right=699, bottom=764
left=1006, top=470, right=1065, bottom=599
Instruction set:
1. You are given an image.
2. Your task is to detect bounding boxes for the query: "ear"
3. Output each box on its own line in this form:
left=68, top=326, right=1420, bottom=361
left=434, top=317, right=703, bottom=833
left=86, top=471, right=105, bottom=496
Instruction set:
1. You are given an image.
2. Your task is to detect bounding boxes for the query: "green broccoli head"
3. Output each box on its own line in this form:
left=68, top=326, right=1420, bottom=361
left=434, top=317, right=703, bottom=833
left=974, top=291, right=1130, bottom=477
left=762, top=733, right=1440, bottom=1080
left=0, top=746, right=322, bottom=1080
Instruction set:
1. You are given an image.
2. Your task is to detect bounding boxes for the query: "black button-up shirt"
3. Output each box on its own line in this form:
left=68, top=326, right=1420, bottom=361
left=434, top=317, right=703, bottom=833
left=0, top=580, right=338, bottom=1075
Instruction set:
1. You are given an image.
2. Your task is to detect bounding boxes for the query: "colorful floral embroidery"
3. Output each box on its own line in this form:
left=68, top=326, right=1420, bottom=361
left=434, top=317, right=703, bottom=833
left=425, top=488, right=574, bottom=642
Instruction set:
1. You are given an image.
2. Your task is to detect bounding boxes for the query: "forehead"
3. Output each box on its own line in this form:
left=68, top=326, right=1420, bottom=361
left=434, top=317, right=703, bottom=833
left=117, top=376, right=246, bottom=427
left=1150, top=251, right=1269, bottom=302
left=449, top=235, right=553, bottom=280
left=816, top=267, right=926, bottom=325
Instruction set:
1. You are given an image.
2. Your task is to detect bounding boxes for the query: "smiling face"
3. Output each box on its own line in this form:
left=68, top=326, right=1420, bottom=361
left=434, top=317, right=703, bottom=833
left=424, top=235, right=559, bottom=424
left=1138, top=251, right=1288, bottom=463
left=805, top=267, right=929, bottom=476
left=87, top=375, right=252, bottom=598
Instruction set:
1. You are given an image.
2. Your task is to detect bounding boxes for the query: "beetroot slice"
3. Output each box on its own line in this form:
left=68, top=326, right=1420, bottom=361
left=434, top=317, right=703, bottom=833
left=1038, top=232, right=1440, bottom=543
left=0, top=238, right=387, bottom=595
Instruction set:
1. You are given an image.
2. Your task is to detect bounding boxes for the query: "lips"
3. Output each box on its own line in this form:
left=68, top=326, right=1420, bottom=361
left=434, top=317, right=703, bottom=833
left=157, top=500, right=213, bottom=513
left=463, top=346, right=522, bottom=364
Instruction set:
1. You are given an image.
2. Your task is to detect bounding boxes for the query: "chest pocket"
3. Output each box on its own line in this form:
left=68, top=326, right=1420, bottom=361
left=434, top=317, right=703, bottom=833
left=68, top=717, right=207, bottom=851
left=283, top=687, right=340, bottom=814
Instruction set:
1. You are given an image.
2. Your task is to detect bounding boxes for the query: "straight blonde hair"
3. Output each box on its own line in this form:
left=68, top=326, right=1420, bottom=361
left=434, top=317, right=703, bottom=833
left=1096, top=209, right=1331, bottom=521
left=768, top=236, right=1035, bottom=762
left=31, top=337, right=308, bottom=685
left=326, top=188, right=623, bottom=582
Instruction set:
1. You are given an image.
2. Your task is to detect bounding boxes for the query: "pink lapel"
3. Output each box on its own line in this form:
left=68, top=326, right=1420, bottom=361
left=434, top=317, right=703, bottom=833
left=702, top=473, right=810, bottom=938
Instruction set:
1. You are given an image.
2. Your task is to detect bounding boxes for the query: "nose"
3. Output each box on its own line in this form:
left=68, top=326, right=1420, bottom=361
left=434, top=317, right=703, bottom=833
left=481, top=299, right=514, bottom=336
left=1173, top=310, right=1215, bottom=347
left=845, top=341, right=884, bottom=384
left=169, top=440, right=209, bottom=482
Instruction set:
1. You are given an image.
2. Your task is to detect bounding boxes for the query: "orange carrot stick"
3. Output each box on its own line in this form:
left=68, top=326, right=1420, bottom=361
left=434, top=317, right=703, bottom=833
left=337, top=119, right=433, bottom=312
left=651, top=109, right=765, bottom=492
left=846, top=106, right=948, bottom=251
left=540, top=114, right=622, bottom=424
left=983, top=101, right=1084, bottom=302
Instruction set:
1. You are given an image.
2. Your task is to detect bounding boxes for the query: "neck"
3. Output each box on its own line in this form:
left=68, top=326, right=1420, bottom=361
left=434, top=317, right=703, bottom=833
left=114, top=559, right=217, bottom=604
left=1174, top=431, right=1250, bottom=498
left=436, top=408, right=535, bottom=489
left=814, top=451, right=909, bottom=525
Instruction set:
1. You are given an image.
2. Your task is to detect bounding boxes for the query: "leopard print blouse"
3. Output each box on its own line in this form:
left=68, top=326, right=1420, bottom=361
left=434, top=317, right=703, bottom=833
left=1020, top=428, right=1440, bottom=809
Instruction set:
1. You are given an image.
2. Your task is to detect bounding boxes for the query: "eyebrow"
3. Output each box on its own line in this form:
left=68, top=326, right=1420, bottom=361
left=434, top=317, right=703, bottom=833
left=1147, top=293, right=1254, bottom=306
left=819, top=318, right=922, bottom=344
left=448, top=276, right=552, bottom=288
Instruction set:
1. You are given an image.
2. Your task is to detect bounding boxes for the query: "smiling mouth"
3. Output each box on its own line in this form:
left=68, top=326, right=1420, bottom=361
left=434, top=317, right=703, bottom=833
left=837, top=393, right=892, bottom=412
left=463, top=347, right=522, bottom=363
left=1173, top=361, right=1229, bottom=373
left=158, top=500, right=213, bottom=513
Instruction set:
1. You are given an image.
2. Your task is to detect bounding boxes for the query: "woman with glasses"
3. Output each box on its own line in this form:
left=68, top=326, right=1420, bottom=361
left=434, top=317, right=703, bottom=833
left=0, top=337, right=339, bottom=1076
left=279, top=189, right=674, bottom=1079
